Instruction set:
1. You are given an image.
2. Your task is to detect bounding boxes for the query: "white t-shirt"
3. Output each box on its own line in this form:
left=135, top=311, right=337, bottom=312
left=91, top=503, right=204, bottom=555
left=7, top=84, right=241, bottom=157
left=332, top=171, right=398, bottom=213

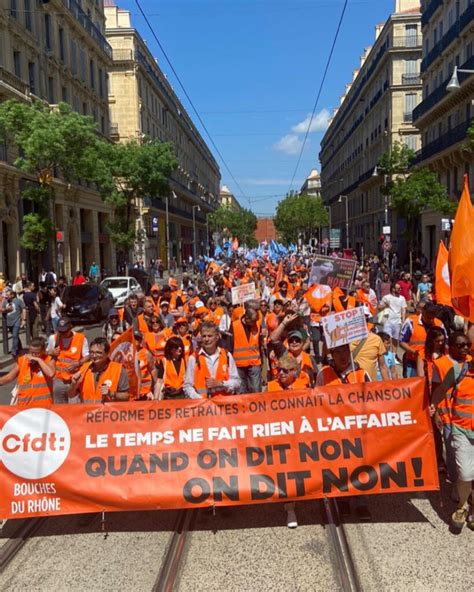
left=50, top=296, right=63, bottom=320
left=381, top=294, right=407, bottom=324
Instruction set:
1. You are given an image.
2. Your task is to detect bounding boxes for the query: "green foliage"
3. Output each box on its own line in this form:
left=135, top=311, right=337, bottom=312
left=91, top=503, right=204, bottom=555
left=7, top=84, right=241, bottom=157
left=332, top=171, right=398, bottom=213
left=20, top=213, right=55, bottom=253
left=274, top=193, right=329, bottom=244
left=463, top=119, right=474, bottom=152
left=208, top=206, right=258, bottom=247
left=95, top=139, right=178, bottom=251
left=378, top=141, right=415, bottom=174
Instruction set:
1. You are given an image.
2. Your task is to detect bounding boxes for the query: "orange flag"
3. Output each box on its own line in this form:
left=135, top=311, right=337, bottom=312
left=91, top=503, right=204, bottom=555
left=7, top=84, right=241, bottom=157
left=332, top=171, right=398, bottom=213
left=275, top=260, right=284, bottom=286
left=435, top=241, right=452, bottom=307
left=232, top=238, right=239, bottom=251
left=448, top=175, right=474, bottom=321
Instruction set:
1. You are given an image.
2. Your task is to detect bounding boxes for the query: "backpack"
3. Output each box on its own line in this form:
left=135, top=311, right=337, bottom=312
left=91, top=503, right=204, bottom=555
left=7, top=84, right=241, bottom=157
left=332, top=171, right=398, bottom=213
left=45, top=272, right=55, bottom=286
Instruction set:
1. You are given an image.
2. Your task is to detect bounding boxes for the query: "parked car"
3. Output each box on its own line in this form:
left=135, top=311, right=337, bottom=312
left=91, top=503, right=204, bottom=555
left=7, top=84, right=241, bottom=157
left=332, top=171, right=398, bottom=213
left=100, top=276, right=144, bottom=307
left=62, top=284, right=115, bottom=323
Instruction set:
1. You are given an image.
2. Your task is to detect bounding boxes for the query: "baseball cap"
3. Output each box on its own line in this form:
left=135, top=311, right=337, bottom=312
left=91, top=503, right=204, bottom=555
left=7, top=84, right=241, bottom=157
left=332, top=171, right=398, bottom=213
left=57, top=318, right=72, bottom=332
left=108, top=308, right=119, bottom=318
left=287, top=329, right=307, bottom=341
left=160, top=300, right=170, bottom=307
left=175, top=317, right=188, bottom=325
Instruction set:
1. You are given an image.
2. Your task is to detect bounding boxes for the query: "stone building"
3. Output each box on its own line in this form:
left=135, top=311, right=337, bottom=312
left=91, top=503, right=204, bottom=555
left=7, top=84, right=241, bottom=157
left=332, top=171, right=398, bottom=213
left=104, top=2, right=220, bottom=268
left=0, top=0, right=116, bottom=280
left=320, top=0, right=422, bottom=260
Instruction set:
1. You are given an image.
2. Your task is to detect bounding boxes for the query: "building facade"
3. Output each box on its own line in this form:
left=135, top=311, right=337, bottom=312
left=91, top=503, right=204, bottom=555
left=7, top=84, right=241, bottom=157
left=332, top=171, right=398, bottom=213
left=255, top=217, right=278, bottom=243
left=220, top=185, right=242, bottom=211
left=300, top=169, right=322, bottom=197
left=104, top=3, right=220, bottom=268
left=413, top=0, right=474, bottom=263
left=320, top=0, right=422, bottom=260
left=0, top=0, right=116, bottom=280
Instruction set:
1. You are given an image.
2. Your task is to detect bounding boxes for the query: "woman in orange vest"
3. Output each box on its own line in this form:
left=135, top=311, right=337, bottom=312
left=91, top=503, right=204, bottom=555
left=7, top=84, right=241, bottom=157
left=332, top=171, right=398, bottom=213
left=144, top=316, right=174, bottom=363
left=266, top=354, right=310, bottom=391
left=206, top=297, right=225, bottom=325
left=156, top=336, right=187, bottom=400
left=0, top=337, right=55, bottom=408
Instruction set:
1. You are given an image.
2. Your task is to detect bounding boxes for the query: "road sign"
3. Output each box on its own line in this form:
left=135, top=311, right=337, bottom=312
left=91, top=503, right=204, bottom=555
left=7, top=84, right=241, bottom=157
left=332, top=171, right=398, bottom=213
left=383, top=240, right=392, bottom=252
left=441, top=218, right=451, bottom=232
left=382, top=225, right=391, bottom=235
left=152, top=216, right=159, bottom=233
left=330, top=228, right=341, bottom=248
left=56, top=230, right=64, bottom=242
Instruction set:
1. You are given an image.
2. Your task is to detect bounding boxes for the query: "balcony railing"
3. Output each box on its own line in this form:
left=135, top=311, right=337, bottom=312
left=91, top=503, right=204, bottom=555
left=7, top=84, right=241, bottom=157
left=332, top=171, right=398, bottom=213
left=391, top=35, right=422, bottom=49
left=414, top=55, right=474, bottom=122
left=421, top=0, right=444, bottom=28
left=0, top=66, right=29, bottom=96
left=110, top=123, right=119, bottom=136
left=401, top=73, right=421, bottom=85
left=63, top=0, right=112, bottom=58
left=403, top=111, right=414, bottom=122
left=413, top=119, right=471, bottom=164
left=112, top=49, right=134, bottom=61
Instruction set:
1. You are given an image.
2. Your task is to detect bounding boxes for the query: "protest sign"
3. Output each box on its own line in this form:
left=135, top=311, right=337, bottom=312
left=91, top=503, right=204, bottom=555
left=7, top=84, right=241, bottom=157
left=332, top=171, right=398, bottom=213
left=0, top=379, right=438, bottom=519
left=321, top=308, right=368, bottom=349
left=109, top=328, right=140, bottom=399
left=231, top=282, right=256, bottom=305
left=309, top=256, right=357, bottom=290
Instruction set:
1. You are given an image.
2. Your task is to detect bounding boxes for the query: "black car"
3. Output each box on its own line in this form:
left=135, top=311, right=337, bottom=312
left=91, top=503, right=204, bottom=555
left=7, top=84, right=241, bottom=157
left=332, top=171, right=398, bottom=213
left=128, top=268, right=151, bottom=294
left=62, top=284, right=115, bottom=323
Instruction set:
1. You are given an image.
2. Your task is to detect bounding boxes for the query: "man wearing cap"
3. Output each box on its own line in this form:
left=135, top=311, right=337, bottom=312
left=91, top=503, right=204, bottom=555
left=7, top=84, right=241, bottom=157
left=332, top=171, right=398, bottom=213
left=184, top=321, right=240, bottom=398
left=102, top=308, right=124, bottom=342
left=159, top=300, right=175, bottom=328
left=47, top=317, right=89, bottom=404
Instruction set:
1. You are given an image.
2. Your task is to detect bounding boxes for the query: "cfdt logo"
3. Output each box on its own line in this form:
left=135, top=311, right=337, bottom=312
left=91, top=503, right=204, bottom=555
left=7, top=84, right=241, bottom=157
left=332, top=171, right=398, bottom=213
left=0, top=409, right=71, bottom=479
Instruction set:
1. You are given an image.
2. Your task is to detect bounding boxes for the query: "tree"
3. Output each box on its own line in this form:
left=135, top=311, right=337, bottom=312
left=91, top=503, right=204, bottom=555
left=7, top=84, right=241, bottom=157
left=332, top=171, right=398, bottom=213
left=378, top=142, right=455, bottom=254
left=274, top=193, right=328, bottom=244
left=94, top=138, right=178, bottom=253
left=208, top=206, right=257, bottom=247
left=0, top=100, right=105, bottom=272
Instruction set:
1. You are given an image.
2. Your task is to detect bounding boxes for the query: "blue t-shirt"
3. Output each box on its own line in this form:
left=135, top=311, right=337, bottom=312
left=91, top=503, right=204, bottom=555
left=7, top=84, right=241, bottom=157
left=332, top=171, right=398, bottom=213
left=377, top=351, right=397, bottom=380
left=418, top=281, right=432, bottom=297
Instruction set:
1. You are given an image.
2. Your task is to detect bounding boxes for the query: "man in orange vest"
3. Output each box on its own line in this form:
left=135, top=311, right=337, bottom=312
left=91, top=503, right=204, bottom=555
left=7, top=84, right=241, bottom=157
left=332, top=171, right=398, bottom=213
left=432, top=331, right=473, bottom=533
left=47, top=317, right=89, bottom=404
left=0, top=337, right=55, bottom=408
left=183, top=322, right=240, bottom=398
left=400, top=301, right=444, bottom=377
left=69, top=337, right=130, bottom=403
left=230, top=307, right=263, bottom=393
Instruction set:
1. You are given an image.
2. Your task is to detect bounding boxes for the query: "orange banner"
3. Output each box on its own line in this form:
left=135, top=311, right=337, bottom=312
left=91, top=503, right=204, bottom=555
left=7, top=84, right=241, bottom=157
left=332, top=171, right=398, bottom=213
left=0, top=378, right=438, bottom=519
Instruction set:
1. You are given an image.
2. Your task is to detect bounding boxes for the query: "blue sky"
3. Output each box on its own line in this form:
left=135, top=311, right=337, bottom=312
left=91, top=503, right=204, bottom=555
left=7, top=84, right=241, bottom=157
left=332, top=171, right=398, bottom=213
left=115, top=0, right=396, bottom=215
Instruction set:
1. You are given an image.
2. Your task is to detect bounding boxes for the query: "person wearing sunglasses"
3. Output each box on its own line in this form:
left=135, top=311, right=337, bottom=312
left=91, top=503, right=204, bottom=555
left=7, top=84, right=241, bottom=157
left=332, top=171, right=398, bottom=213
left=155, top=336, right=187, bottom=400
left=432, top=331, right=474, bottom=533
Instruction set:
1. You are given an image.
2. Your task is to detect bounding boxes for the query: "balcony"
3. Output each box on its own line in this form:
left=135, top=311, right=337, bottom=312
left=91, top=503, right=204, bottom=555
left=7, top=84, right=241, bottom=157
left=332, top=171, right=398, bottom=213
left=414, top=119, right=471, bottom=164
left=112, top=49, right=134, bottom=62
left=62, top=0, right=112, bottom=59
left=403, top=111, right=414, bottom=122
left=414, top=55, right=474, bottom=122
left=0, top=66, right=29, bottom=97
left=391, top=35, right=422, bottom=49
left=401, top=73, right=421, bottom=85
left=421, top=0, right=444, bottom=28
left=110, top=122, right=119, bottom=137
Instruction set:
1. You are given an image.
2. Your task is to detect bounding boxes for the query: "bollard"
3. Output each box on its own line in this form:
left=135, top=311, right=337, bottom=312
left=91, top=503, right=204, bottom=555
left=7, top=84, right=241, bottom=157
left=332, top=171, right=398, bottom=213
left=2, top=314, right=8, bottom=355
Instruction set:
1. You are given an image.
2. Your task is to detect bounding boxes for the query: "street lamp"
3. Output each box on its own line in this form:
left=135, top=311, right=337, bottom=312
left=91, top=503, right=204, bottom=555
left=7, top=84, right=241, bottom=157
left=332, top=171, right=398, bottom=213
left=338, top=194, right=349, bottom=249
left=324, top=205, right=332, bottom=253
left=165, top=191, right=177, bottom=271
left=192, top=204, right=200, bottom=262
left=447, top=66, right=474, bottom=91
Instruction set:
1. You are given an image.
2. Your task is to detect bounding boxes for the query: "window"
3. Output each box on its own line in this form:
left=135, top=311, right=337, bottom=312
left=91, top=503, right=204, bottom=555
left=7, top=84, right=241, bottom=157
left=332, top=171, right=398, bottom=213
left=10, top=0, right=17, bottom=18
left=48, top=77, right=55, bottom=104
left=28, top=62, right=36, bottom=94
left=80, top=49, right=86, bottom=82
left=45, top=14, right=52, bottom=51
left=404, top=93, right=417, bottom=121
left=82, top=102, right=87, bottom=115
left=405, top=25, right=418, bottom=47
left=98, top=68, right=104, bottom=98
left=59, top=28, right=65, bottom=62
left=89, top=59, right=95, bottom=89
left=13, top=51, right=21, bottom=78
left=404, top=135, right=417, bottom=151
left=467, top=42, right=473, bottom=61
left=70, top=40, right=77, bottom=76
left=25, top=0, right=32, bottom=31
left=62, top=86, right=68, bottom=102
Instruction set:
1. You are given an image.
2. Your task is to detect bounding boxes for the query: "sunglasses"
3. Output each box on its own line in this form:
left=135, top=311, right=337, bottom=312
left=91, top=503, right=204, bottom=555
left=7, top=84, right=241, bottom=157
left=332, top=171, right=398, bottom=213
left=277, top=368, right=292, bottom=374
left=454, top=342, right=471, bottom=349
left=288, top=338, right=302, bottom=344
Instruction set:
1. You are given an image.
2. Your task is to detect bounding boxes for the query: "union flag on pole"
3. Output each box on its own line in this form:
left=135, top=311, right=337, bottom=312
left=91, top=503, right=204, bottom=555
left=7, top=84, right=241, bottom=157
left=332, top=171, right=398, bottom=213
left=448, top=175, right=474, bottom=321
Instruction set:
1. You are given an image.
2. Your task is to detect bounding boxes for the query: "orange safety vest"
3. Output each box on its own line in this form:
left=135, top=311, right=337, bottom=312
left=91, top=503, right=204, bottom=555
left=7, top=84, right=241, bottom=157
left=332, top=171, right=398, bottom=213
left=160, top=294, right=178, bottom=310
left=450, top=367, right=474, bottom=433
left=16, top=355, right=53, bottom=408
left=149, top=298, right=161, bottom=316
left=163, top=357, right=186, bottom=390
left=194, top=348, right=230, bottom=398
left=433, top=355, right=470, bottom=425
left=79, top=360, right=124, bottom=404
left=356, top=288, right=377, bottom=315
left=55, top=332, right=86, bottom=381
left=137, top=313, right=151, bottom=334
left=267, top=375, right=310, bottom=391
left=406, top=315, right=443, bottom=361
left=317, top=365, right=367, bottom=385
left=137, top=348, right=153, bottom=398
left=144, top=328, right=173, bottom=360
left=207, top=306, right=225, bottom=325
left=232, top=320, right=261, bottom=367
left=304, top=284, right=332, bottom=323
left=180, top=334, right=193, bottom=361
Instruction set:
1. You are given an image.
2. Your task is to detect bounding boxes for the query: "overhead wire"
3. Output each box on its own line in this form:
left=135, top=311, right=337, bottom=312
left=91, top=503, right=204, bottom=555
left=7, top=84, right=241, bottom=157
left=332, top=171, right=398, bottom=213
left=134, top=0, right=252, bottom=207
left=286, top=0, right=349, bottom=195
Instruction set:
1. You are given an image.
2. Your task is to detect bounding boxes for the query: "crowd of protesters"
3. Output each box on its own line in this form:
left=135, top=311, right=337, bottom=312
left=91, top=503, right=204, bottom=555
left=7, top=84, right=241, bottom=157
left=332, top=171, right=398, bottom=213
left=0, top=247, right=472, bottom=533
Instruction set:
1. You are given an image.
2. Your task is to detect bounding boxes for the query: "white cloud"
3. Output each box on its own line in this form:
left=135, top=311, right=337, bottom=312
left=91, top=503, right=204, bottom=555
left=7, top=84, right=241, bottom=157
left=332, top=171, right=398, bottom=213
left=291, top=109, right=331, bottom=134
left=273, top=134, right=304, bottom=155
